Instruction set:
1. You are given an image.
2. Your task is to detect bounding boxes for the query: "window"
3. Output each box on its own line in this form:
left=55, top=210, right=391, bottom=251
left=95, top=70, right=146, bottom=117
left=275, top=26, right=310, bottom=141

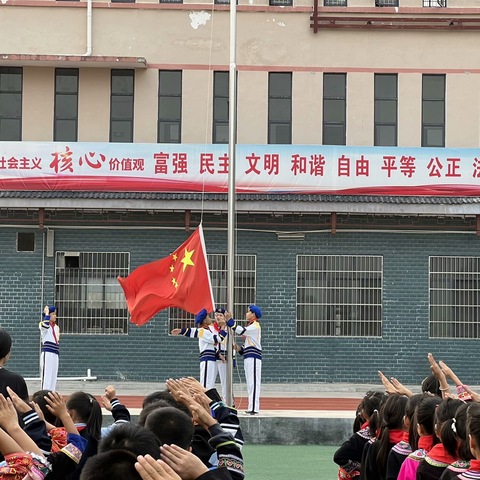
left=213, top=72, right=229, bottom=144
left=110, top=70, right=134, bottom=142
left=55, top=252, right=130, bottom=335
left=429, top=257, right=480, bottom=338
left=158, top=71, right=182, bottom=143
left=324, top=0, right=347, bottom=5
left=0, top=67, right=22, bottom=141
left=111, top=0, right=135, bottom=3
left=422, top=74, right=445, bottom=147
left=54, top=69, right=78, bottom=142
left=374, top=74, right=397, bottom=146
left=268, top=72, right=292, bottom=144
left=423, top=0, right=446, bottom=6
left=323, top=73, right=346, bottom=145
left=169, top=254, right=256, bottom=330
left=160, top=0, right=182, bottom=3
left=17, top=232, right=34, bottom=252
left=375, top=0, right=398, bottom=5
left=270, top=0, right=293, bottom=4
left=296, top=255, right=383, bottom=337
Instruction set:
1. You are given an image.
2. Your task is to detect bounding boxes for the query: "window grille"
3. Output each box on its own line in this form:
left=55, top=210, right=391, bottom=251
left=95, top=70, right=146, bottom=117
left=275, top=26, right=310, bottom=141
left=423, top=0, right=446, bottom=6
left=429, top=257, right=480, bottom=338
left=169, top=254, right=256, bottom=330
left=270, top=0, right=293, bottom=5
left=296, top=255, right=383, bottom=337
left=55, top=252, right=130, bottom=335
left=324, top=0, right=347, bottom=5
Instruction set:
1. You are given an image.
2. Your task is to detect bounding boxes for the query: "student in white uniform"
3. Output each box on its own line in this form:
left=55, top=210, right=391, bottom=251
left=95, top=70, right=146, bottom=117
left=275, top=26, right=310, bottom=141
left=226, top=305, right=262, bottom=415
left=211, top=307, right=236, bottom=401
left=171, top=308, right=227, bottom=390
left=39, top=305, right=60, bottom=391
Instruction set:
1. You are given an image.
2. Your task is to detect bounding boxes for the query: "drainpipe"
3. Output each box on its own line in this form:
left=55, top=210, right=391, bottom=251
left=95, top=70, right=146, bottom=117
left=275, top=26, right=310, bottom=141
left=84, top=0, right=92, bottom=56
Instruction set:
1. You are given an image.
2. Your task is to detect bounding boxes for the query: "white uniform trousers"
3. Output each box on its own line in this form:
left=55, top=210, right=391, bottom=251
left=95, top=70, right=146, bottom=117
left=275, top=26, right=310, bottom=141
left=244, top=357, right=261, bottom=413
left=200, top=360, right=218, bottom=391
left=216, top=359, right=227, bottom=401
left=40, top=351, right=59, bottom=391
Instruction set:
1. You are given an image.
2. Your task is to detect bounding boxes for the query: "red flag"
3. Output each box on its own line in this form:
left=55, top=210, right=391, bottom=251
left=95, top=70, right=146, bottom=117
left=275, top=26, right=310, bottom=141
left=118, top=224, right=215, bottom=326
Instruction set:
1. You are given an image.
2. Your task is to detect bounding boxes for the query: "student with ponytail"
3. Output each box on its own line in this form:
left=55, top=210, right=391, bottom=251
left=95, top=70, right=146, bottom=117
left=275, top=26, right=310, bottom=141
left=386, top=393, right=425, bottom=480
left=440, top=403, right=474, bottom=480
left=66, top=391, right=102, bottom=480
left=447, top=402, right=480, bottom=480
left=416, top=397, right=464, bottom=480
left=334, top=390, right=386, bottom=479
left=398, top=394, right=443, bottom=480
left=360, top=393, right=408, bottom=480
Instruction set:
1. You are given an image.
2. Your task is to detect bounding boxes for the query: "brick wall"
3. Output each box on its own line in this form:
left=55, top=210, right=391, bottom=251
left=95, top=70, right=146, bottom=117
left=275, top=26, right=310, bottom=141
left=2, top=222, right=479, bottom=386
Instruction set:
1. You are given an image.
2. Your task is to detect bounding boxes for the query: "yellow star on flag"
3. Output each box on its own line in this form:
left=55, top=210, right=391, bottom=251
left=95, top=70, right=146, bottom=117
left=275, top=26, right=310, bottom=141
left=172, top=253, right=177, bottom=261
left=181, top=247, right=195, bottom=272
left=171, top=277, right=178, bottom=288
left=169, top=265, right=174, bottom=272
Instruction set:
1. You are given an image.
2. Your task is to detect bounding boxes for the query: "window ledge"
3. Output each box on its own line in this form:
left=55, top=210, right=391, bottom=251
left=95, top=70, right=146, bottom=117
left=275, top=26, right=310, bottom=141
left=0, top=54, right=147, bottom=68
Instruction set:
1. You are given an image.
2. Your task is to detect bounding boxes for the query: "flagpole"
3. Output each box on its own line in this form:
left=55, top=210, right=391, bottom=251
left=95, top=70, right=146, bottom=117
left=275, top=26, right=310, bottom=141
left=226, top=0, right=237, bottom=408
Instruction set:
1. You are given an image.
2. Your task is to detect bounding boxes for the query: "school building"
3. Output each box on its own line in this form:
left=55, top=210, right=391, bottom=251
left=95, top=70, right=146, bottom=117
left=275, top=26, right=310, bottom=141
left=0, top=0, right=480, bottom=386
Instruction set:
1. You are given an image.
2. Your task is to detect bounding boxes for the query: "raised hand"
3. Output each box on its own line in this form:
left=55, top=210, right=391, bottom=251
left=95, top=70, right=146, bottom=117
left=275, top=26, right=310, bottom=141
left=378, top=371, right=396, bottom=395
left=135, top=454, right=181, bottom=480
left=6, top=387, right=31, bottom=414
left=160, top=444, right=209, bottom=480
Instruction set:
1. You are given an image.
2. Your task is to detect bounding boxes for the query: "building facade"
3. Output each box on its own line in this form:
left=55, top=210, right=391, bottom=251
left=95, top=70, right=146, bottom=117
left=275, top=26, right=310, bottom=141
left=1, top=0, right=480, bottom=385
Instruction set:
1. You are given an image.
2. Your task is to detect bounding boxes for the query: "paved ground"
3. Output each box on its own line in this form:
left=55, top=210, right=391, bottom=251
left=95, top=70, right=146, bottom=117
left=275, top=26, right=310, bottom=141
left=24, top=378, right=391, bottom=417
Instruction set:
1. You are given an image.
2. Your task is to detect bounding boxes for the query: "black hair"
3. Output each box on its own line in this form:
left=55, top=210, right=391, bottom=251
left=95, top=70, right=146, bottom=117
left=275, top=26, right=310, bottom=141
left=32, top=390, right=58, bottom=426
left=66, top=392, right=102, bottom=442
left=138, top=401, right=174, bottom=427
left=421, top=374, right=441, bottom=397
left=376, top=394, right=408, bottom=477
left=142, top=390, right=191, bottom=417
left=80, top=450, right=141, bottom=480
left=365, top=392, right=387, bottom=439
left=405, top=393, right=425, bottom=451
left=99, top=423, right=161, bottom=459
left=467, top=402, right=480, bottom=458
left=436, top=398, right=463, bottom=459
left=144, top=406, right=194, bottom=450
left=0, top=329, right=12, bottom=360
left=454, top=403, right=473, bottom=461
left=415, top=394, right=443, bottom=451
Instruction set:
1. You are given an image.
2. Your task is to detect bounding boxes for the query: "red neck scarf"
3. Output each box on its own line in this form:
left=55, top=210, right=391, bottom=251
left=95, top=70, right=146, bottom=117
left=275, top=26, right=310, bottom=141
left=389, top=429, right=404, bottom=444
left=212, top=322, right=220, bottom=333
left=418, top=435, right=435, bottom=452
left=402, top=431, right=410, bottom=442
left=427, top=443, right=457, bottom=465
left=361, top=421, right=369, bottom=430
left=469, top=459, right=480, bottom=472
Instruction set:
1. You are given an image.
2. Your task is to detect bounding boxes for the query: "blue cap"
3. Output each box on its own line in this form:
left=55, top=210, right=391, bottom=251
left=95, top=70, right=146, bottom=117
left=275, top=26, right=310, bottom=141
left=195, top=308, right=208, bottom=325
left=48, top=306, right=57, bottom=313
left=215, top=308, right=226, bottom=314
left=248, top=305, right=262, bottom=319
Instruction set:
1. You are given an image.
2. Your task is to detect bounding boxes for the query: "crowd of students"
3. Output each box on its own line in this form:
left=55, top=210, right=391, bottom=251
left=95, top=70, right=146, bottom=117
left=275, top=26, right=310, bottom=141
left=334, top=353, right=480, bottom=480
left=0, top=327, right=244, bottom=480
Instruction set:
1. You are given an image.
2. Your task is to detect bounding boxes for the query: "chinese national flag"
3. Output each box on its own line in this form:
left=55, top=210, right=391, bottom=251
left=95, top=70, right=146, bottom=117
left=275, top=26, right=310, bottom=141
left=117, top=224, right=215, bottom=326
